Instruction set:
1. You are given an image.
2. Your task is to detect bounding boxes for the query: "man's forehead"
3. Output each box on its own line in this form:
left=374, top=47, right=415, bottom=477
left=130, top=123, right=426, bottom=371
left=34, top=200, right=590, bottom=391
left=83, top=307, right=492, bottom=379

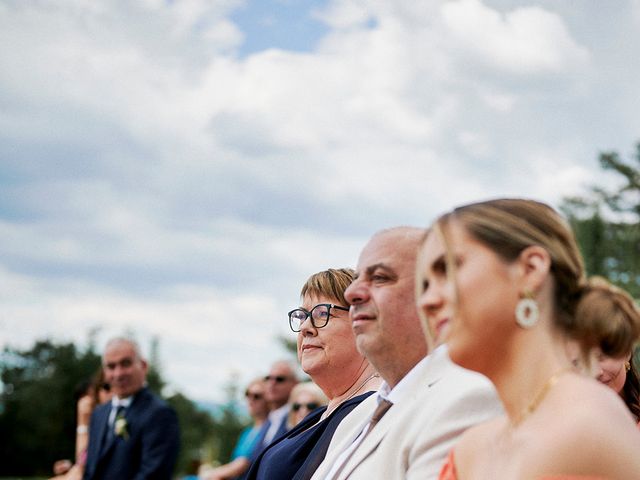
left=104, top=343, right=136, bottom=361
left=357, top=235, right=414, bottom=272
left=270, top=363, right=292, bottom=375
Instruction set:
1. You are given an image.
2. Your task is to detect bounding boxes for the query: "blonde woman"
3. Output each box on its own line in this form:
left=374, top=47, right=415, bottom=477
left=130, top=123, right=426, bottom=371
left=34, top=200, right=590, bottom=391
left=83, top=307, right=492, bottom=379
left=287, top=382, right=328, bottom=429
left=416, top=198, right=640, bottom=479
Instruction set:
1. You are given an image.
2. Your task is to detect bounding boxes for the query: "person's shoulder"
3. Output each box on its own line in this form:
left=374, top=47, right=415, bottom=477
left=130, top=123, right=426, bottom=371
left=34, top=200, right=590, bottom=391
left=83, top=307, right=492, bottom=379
left=428, top=360, right=501, bottom=414
left=135, top=388, right=176, bottom=415
left=533, top=375, right=640, bottom=476
left=553, top=374, right=631, bottom=431
left=455, top=416, right=505, bottom=458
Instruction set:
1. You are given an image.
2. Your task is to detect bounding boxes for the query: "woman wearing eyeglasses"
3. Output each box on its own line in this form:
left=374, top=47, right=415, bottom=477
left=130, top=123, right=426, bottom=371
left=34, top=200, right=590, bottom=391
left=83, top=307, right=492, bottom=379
left=287, top=382, right=328, bottom=429
left=245, top=268, right=382, bottom=480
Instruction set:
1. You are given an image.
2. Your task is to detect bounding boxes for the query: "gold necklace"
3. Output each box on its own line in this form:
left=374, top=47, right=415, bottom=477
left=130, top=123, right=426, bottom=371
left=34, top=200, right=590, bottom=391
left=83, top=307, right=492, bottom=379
left=321, top=372, right=380, bottom=420
left=511, top=368, right=571, bottom=426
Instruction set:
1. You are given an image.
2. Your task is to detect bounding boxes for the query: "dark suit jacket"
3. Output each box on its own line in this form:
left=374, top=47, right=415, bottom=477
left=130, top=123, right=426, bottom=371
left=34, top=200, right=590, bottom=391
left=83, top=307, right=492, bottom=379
left=83, top=387, right=180, bottom=480
left=245, top=392, right=374, bottom=480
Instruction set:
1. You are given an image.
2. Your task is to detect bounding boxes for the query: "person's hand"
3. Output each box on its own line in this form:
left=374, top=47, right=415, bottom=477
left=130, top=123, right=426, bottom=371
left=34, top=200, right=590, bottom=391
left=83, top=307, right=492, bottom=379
left=53, top=459, right=72, bottom=475
left=77, top=394, right=95, bottom=424
left=65, top=464, right=83, bottom=480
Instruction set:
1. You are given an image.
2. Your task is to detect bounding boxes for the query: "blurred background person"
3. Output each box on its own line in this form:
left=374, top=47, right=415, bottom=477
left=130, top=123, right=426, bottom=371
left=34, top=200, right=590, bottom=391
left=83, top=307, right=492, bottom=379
left=577, top=276, right=640, bottom=424
left=202, top=378, right=270, bottom=480
left=83, top=337, right=180, bottom=480
left=245, top=360, right=299, bottom=465
left=50, top=369, right=113, bottom=480
left=245, top=268, right=382, bottom=480
left=287, top=382, right=328, bottom=429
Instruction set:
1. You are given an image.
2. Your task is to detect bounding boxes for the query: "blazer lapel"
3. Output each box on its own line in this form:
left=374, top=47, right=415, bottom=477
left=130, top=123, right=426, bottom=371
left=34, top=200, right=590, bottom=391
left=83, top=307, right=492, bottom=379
left=93, top=404, right=111, bottom=460
left=340, top=351, right=450, bottom=479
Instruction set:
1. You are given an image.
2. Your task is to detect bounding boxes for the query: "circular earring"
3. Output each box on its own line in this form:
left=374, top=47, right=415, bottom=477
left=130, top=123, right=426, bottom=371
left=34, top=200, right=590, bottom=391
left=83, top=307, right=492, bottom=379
left=515, top=291, right=539, bottom=329
left=625, top=361, right=631, bottom=372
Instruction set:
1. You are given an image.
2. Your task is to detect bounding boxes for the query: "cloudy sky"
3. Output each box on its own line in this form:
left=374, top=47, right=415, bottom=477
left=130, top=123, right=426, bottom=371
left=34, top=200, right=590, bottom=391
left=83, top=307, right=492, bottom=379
left=1, top=0, right=639, bottom=402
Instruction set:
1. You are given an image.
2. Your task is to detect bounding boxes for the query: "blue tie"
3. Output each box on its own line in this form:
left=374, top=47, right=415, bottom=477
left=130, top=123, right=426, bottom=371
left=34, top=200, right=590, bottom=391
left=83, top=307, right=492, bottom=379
left=106, top=405, right=125, bottom=444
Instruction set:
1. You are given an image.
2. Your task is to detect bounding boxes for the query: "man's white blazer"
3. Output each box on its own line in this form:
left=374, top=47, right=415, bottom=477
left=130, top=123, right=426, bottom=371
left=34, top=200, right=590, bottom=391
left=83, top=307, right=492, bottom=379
left=311, top=347, right=502, bottom=480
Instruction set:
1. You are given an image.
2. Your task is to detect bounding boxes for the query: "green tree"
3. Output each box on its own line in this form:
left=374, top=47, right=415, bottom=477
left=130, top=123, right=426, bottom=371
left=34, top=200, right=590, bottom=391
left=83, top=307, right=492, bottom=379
left=166, top=392, right=216, bottom=475
left=0, top=340, right=101, bottom=476
left=562, top=141, right=640, bottom=298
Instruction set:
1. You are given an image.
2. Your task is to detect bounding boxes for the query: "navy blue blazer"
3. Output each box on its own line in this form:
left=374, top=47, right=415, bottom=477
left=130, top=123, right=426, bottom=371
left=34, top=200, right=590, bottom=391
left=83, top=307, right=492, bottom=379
left=245, top=391, right=374, bottom=480
left=83, top=387, right=180, bottom=480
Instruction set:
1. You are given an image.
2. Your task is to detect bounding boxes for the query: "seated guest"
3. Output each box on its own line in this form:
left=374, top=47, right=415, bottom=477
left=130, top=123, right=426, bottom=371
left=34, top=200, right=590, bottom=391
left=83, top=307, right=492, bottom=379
left=245, top=268, right=383, bottom=480
left=312, top=228, right=500, bottom=480
left=577, top=277, right=640, bottom=425
left=202, top=378, right=270, bottom=480
left=50, top=369, right=113, bottom=480
left=418, top=199, right=640, bottom=479
left=245, top=359, right=299, bottom=464
left=288, top=382, right=328, bottom=429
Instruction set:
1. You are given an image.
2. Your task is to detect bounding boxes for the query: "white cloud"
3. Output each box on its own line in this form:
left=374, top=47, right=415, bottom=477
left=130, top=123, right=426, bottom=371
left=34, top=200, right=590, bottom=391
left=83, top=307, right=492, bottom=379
left=441, top=0, right=590, bottom=74
left=1, top=0, right=637, bottom=402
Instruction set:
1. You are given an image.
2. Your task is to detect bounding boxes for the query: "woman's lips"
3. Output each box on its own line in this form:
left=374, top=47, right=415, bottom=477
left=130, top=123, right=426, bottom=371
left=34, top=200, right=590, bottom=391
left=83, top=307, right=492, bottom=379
left=434, top=318, right=450, bottom=337
left=301, top=344, right=321, bottom=352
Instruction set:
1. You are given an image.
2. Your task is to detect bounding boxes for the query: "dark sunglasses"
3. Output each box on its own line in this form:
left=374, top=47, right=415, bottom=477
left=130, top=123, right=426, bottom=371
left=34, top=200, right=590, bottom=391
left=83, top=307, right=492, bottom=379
left=245, top=391, right=264, bottom=400
left=264, top=375, right=291, bottom=383
left=291, top=402, right=319, bottom=412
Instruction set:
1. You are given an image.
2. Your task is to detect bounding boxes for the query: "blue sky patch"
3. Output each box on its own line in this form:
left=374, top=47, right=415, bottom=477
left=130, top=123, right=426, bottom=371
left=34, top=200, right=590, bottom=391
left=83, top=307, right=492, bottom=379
left=230, top=0, right=330, bottom=56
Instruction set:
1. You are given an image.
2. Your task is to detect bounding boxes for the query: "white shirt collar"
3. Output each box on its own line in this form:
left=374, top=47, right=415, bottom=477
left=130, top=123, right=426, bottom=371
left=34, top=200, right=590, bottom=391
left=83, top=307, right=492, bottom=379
left=377, top=344, right=448, bottom=405
left=111, top=396, right=133, bottom=409
left=268, top=403, right=289, bottom=422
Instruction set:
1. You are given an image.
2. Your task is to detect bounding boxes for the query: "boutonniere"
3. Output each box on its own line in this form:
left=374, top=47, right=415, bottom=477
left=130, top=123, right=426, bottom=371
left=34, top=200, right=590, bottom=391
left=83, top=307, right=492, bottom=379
left=114, top=412, right=129, bottom=440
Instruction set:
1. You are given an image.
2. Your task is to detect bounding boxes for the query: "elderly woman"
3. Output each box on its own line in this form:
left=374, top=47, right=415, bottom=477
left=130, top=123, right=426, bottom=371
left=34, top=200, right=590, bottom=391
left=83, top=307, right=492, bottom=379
left=416, top=199, right=640, bottom=479
left=245, top=268, right=382, bottom=480
left=287, top=382, right=329, bottom=429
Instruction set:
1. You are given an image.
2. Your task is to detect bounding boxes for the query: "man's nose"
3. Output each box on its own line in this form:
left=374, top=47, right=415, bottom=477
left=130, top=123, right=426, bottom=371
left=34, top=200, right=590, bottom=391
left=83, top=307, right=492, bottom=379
left=345, top=279, right=366, bottom=304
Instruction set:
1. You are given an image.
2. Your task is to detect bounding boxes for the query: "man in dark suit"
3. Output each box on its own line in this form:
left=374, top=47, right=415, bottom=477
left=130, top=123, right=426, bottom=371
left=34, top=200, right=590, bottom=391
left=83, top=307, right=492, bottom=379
left=245, top=361, right=298, bottom=464
left=83, top=337, right=180, bottom=480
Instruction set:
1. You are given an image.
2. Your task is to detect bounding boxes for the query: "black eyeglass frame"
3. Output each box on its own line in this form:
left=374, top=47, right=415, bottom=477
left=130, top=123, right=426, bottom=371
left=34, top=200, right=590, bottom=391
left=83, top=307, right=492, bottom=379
left=287, top=303, right=349, bottom=332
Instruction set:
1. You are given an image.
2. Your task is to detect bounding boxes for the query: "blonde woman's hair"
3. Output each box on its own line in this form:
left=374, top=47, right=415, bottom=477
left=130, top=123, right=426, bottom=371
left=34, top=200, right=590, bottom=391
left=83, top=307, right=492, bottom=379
left=436, top=198, right=640, bottom=357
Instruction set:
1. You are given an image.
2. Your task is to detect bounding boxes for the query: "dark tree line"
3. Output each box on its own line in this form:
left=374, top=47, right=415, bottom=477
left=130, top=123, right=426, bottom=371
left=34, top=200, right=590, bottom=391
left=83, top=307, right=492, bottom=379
left=561, top=141, right=640, bottom=299
left=0, top=338, right=245, bottom=477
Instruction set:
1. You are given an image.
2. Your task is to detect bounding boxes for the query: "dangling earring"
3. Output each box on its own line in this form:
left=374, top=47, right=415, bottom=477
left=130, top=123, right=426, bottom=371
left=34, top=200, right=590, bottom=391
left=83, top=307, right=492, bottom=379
left=515, top=290, right=539, bottom=329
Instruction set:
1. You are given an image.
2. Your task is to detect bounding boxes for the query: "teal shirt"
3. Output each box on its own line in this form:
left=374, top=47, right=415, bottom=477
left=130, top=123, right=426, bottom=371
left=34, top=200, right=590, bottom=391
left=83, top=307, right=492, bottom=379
left=232, top=424, right=262, bottom=459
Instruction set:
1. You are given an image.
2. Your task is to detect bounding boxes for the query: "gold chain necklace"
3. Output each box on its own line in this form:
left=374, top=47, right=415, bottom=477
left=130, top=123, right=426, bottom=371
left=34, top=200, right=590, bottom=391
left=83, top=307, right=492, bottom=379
left=511, top=368, right=571, bottom=426
left=321, top=372, right=380, bottom=420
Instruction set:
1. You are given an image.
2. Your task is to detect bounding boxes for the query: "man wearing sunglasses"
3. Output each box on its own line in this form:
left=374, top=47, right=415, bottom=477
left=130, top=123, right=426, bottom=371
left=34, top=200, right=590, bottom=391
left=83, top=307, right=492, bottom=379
left=246, top=360, right=298, bottom=464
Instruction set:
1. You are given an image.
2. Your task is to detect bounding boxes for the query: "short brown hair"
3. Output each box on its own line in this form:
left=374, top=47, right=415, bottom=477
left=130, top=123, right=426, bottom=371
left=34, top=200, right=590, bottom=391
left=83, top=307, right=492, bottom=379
left=300, top=268, right=355, bottom=305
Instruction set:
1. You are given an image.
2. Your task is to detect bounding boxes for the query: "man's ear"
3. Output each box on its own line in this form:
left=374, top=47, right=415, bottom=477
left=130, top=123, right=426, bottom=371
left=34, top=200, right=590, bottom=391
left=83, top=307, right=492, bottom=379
left=517, top=245, right=551, bottom=292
